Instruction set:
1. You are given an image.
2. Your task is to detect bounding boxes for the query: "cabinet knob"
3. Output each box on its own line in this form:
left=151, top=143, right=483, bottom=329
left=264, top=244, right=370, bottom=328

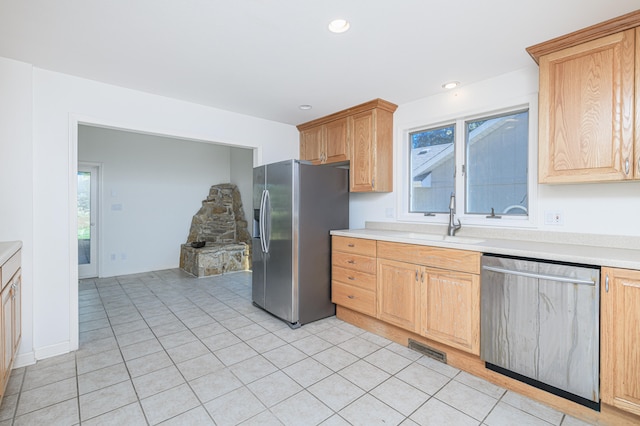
left=347, top=260, right=355, bottom=264
left=625, top=158, right=630, bottom=175
left=605, top=274, right=609, bottom=293
left=347, top=276, right=355, bottom=281
left=347, top=295, right=355, bottom=299
left=347, top=244, right=355, bottom=247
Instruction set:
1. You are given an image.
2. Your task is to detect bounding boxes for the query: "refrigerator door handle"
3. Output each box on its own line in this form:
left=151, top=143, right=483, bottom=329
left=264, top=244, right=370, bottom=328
left=259, top=189, right=267, bottom=253
left=263, top=189, right=271, bottom=254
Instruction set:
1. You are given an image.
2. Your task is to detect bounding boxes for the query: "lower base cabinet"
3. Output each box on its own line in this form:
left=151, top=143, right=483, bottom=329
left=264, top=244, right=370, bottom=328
left=0, top=248, right=21, bottom=403
left=1, top=284, right=11, bottom=389
left=331, top=237, right=377, bottom=317
left=331, top=237, right=481, bottom=355
left=601, top=267, right=640, bottom=416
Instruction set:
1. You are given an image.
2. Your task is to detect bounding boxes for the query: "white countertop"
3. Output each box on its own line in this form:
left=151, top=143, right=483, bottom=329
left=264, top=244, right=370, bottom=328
left=331, top=228, right=640, bottom=270
left=0, top=241, right=22, bottom=266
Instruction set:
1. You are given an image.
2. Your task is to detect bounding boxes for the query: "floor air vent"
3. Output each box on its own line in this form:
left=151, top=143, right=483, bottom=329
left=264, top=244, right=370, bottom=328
left=408, top=339, right=447, bottom=363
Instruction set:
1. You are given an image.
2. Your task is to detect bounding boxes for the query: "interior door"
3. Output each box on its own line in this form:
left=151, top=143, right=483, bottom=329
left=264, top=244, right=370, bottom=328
left=78, top=164, right=99, bottom=278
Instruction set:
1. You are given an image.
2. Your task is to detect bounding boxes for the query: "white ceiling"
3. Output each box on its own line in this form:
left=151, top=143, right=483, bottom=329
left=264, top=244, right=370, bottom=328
left=0, top=1, right=638, bottom=125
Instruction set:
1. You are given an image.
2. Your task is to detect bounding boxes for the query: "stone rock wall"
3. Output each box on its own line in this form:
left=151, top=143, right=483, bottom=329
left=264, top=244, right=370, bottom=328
left=187, top=183, right=251, bottom=249
left=180, top=183, right=251, bottom=277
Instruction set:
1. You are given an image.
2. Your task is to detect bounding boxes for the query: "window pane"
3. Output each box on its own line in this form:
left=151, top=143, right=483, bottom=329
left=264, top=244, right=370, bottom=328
left=410, top=124, right=455, bottom=213
left=465, top=110, right=528, bottom=216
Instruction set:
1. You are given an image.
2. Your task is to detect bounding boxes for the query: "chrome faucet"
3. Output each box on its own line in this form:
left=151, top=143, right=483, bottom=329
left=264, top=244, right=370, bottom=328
left=447, top=193, right=461, bottom=236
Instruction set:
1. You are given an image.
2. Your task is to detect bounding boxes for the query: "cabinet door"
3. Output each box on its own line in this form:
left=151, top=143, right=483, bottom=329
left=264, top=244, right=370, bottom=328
left=12, top=274, right=20, bottom=355
left=421, top=268, right=480, bottom=355
left=1, top=284, right=11, bottom=388
left=377, top=259, right=420, bottom=333
left=350, top=111, right=375, bottom=192
left=538, top=29, right=635, bottom=183
left=601, top=267, right=640, bottom=416
left=300, top=126, right=325, bottom=164
left=325, top=118, right=349, bottom=164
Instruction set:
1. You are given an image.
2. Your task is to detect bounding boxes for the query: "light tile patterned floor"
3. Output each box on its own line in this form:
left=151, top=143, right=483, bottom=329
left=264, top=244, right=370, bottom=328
left=0, top=269, right=596, bottom=425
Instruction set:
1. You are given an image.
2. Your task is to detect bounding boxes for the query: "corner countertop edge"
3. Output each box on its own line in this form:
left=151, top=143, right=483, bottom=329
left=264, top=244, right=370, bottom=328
left=0, top=241, right=22, bottom=266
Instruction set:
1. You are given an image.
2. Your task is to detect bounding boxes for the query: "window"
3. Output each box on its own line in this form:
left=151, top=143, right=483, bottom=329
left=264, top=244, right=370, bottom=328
left=406, top=106, right=530, bottom=222
left=465, top=110, right=529, bottom=216
left=410, top=124, right=455, bottom=213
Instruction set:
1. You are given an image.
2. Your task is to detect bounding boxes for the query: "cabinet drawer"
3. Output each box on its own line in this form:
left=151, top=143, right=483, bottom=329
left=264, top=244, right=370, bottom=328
left=332, top=251, right=376, bottom=274
left=377, top=241, right=480, bottom=274
left=1, top=251, right=21, bottom=289
left=332, top=265, right=376, bottom=291
left=332, top=281, right=376, bottom=317
left=333, top=236, right=377, bottom=257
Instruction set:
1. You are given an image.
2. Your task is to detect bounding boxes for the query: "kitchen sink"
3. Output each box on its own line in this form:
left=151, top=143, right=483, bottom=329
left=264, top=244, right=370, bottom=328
left=405, top=233, right=485, bottom=245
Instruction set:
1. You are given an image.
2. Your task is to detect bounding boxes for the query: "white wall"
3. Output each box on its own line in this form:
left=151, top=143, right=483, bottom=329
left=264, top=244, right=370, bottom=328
left=0, top=57, right=35, bottom=367
left=26, top=66, right=298, bottom=360
left=230, top=147, right=255, bottom=221
left=79, top=125, right=247, bottom=277
left=350, top=66, right=640, bottom=237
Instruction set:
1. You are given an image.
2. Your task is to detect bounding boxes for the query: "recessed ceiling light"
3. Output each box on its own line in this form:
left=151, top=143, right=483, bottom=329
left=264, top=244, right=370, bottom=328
left=299, top=104, right=312, bottom=110
left=328, top=19, right=350, bottom=33
left=442, top=81, right=460, bottom=90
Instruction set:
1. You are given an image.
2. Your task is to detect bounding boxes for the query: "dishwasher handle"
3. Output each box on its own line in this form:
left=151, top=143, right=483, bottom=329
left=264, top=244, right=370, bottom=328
left=482, top=265, right=596, bottom=286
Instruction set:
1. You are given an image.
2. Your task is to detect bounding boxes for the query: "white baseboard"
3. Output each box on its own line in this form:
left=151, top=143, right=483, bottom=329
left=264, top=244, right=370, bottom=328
left=33, top=341, right=72, bottom=362
left=13, top=351, right=36, bottom=369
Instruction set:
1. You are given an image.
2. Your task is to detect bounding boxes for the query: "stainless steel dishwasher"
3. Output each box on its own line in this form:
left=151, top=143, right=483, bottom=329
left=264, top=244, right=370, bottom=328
left=480, top=255, right=600, bottom=410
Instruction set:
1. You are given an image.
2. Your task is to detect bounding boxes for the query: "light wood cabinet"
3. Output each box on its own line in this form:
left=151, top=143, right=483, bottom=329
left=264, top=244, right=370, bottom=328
left=349, top=107, right=394, bottom=192
left=332, top=236, right=480, bottom=354
left=422, top=267, right=480, bottom=354
left=1, top=285, right=10, bottom=391
left=325, top=117, right=349, bottom=164
left=299, top=117, right=349, bottom=165
left=377, top=241, right=481, bottom=354
left=601, top=267, right=640, bottom=416
left=331, top=237, right=377, bottom=317
left=377, top=258, right=421, bottom=333
left=300, top=125, right=325, bottom=164
left=0, top=248, right=21, bottom=403
left=527, top=11, right=640, bottom=183
left=297, top=99, right=397, bottom=192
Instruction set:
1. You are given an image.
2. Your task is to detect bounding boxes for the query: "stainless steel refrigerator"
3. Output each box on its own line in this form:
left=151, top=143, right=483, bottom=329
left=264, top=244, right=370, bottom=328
left=252, top=159, right=349, bottom=327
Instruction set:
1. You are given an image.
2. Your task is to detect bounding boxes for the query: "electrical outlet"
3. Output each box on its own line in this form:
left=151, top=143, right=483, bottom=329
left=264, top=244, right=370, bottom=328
left=544, top=210, right=563, bottom=225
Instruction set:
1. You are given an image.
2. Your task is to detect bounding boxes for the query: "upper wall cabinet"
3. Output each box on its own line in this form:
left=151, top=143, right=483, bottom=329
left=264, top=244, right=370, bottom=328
left=527, top=10, right=640, bottom=183
left=299, top=117, right=349, bottom=165
left=297, top=99, right=398, bottom=192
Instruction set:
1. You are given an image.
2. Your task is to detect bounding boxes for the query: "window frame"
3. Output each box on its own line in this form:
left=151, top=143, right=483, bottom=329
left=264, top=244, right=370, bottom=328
left=397, top=96, right=538, bottom=228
